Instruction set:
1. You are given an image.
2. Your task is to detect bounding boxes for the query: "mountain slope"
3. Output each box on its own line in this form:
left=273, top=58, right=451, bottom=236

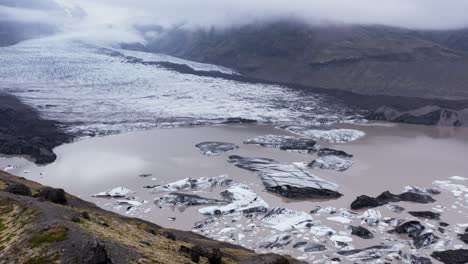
left=0, top=171, right=303, bottom=264
left=141, top=21, right=468, bottom=100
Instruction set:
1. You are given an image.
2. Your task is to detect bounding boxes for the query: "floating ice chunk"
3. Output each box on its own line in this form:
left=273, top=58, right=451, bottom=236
left=433, top=180, right=468, bottom=196
left=198, top=185, right=268, bottom=215
left=116, top=200, right=143, bottom=206
left=195, top=142, right=239, bottom=156
left=93, top=187, right=134, bottom=198
left=450, top=176, right=468, bottom=181
left=150, top=175, right=232, bottom=193
left=261, top=208, right=314, bottom=231
left=244, top=134, right=320, bottom=153
left=154, top=192, right=227, bottom=207
left=284, top=127, right=365, bottom=143
left=229, top=155, right=342, bottom=199
left=359, top=209, right=382, bottom=226
left=327, top=216, right=353, bottom=224
left=256, top=233, right=293, bottom=249
left=330, top=235, right=353, bottom=243
left=308, top=148, right=354, bottom=172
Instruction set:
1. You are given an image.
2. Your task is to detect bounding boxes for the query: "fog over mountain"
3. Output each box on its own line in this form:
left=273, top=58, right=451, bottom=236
left=3, top=0, right=468, bottom=45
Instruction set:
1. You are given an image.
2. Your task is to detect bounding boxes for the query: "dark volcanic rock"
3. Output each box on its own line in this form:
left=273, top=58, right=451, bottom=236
left=431, top=249, right=468, bottom=264
left=81, top=241, right=112, bottom=264
left=390, top=221, right=425, bottom=238
left=4, top=183, right=32, bottom=196
left=349, top=225, right=374, bottom=239
left=413, top=233, right=439, bottom=249
left=154, top=192, right=228, bottom=207
left=408, top=211, right=441, bottom=220
left=223, top=118, right=257, bottom=124
left=228, top=155, right=342, bottom=199
left=0, top=94, right=72, bottom=164
left=36, top=187, right=67, bottom=204
left=350, top=190, right=436, bottom=210
left=459, top=233, right=468, bottom=244
left=239, top=253, right=292, bottom=264
left=195, top=142, right=239, bottom=156
left=351, top=195, right=380, bottom=210
left=398, top=192, right=436, bottom=203
left=244, top=135, right=320, bottom=153
left=292, top=242, right=326, bottom=252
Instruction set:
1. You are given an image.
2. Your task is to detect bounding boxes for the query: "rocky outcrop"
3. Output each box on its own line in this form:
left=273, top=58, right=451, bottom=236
left=228, top=155, right=342, bottom=199
left=0, top=94, right=72, bottom=164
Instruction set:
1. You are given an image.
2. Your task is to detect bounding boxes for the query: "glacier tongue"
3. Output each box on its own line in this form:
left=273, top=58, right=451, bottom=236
left=0, top=38, right=360, bottom=135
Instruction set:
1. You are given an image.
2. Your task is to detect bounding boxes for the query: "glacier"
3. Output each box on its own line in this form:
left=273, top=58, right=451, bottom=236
left=0, top=37, right=360, bottom=135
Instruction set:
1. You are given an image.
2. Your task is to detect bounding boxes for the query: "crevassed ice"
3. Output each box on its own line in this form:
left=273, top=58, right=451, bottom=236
left=0, top=37, right=359, bottom=134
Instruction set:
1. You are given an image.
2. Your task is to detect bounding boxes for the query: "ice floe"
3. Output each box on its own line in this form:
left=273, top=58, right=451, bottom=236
left=93, top=187, right=134, bottom=198
left=150, top=175, right=232, bottom=193
left=195, top=142, right=239, bottom=156
left=283, top=127, right=365, bottom=143
left=198, top=185, right=268, bottom=215
left=308, top=148, right=354, bottom=171
left=243, top=135, right=320, bottom=153
left=228, top=155, right=342, bottom=199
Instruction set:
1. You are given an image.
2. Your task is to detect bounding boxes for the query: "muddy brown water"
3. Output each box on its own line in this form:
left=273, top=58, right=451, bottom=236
left=1, top=122, right=468, bottom=262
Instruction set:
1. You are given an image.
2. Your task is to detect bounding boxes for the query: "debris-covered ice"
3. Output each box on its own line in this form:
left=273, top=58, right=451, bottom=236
left=243, top=135, right=320, bottom=153
left=150, top=175, right=232, bottom=193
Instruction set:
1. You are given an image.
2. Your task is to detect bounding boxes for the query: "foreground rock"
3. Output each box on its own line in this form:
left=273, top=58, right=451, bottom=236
left=308, top=148, right=354, bottom=171
left=243, top=135, right=320, bottom=153
left=431, top=249, right=468, bottom=264
left=150, top=175, right=232, bottom=193
left=228, top=155, right=342, bottom=199
left=155, top=193, right=228, bottom=207
left=0, top=94, right=73, bottom=164
left=351, top=190, right=436, bottom=210
left=198, top=185, right=268, bottom=215
left=0, top=170, right=303, bottom=264
left=282, top=127, right=366, bottom=143
left=195, top=142, right=239, bottom=156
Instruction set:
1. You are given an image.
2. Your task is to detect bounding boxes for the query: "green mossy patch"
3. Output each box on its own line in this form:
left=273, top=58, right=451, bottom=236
left=29, top=225, right=68, bottom=247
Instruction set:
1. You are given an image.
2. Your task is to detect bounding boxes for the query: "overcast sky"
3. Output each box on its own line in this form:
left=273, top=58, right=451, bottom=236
left=70, top=0, right=468, bottom=30
left=2, top=0, right=468, bottom=44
